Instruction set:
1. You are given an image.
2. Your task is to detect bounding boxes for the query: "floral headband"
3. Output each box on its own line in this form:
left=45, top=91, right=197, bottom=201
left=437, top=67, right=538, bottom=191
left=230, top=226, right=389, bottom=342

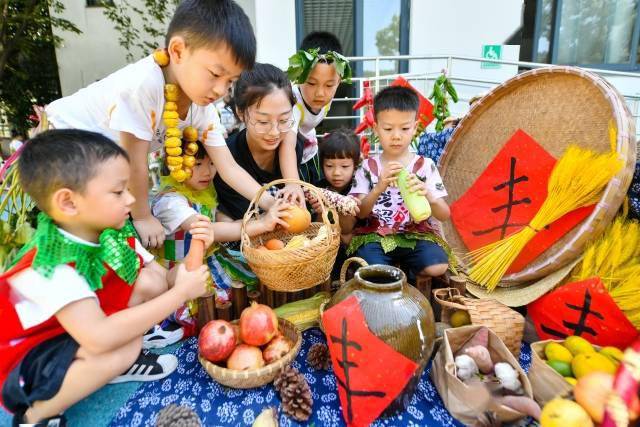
left=286, top=48, right=352, bottom=85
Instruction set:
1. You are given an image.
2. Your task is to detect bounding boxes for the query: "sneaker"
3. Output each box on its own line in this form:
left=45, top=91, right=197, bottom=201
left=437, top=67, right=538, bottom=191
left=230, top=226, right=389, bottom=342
left=13, top=412, right=67, bottom=427
left=109, top=351, right=178, bottom=384
left=142, top=321, right=184, bottom=349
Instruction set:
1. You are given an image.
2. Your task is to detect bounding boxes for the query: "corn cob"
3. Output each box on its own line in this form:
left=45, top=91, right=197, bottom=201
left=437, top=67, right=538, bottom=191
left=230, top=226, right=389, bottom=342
left=304, top=188, right=358, bottom=216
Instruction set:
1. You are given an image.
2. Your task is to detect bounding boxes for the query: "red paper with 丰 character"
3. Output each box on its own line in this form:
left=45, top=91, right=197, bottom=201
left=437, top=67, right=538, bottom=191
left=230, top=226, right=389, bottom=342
left=528, top=277, right=639, bottom=348
left=450, top=129, right=594, bottom=274
left=321, top=296, right=419, bottom=427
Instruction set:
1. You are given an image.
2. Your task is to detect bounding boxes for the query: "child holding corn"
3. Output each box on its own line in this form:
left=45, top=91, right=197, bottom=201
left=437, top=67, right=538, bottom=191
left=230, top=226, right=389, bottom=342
left=0, top=130, right=211, bottom=425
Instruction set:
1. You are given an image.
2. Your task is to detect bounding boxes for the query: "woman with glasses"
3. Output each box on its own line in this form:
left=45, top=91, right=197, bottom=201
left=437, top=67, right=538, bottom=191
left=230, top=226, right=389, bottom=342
left=214, top=63, right=304, bottom=221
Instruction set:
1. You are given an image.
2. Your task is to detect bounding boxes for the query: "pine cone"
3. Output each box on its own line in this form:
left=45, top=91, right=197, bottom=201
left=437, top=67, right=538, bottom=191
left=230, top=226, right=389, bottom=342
left=306, top=343, right=331, bottom=370
left=274, top=365, right=313, bottom=422
left=156, top=404, right=202, bottom=427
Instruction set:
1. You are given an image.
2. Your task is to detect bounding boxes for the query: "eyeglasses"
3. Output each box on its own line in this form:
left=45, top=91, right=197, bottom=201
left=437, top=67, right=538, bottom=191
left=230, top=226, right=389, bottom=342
left=247, top=115, right=296, bottom=134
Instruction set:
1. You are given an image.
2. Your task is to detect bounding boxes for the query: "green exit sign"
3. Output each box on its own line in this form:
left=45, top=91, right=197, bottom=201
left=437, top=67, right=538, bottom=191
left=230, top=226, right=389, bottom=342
left=481, top=45, right=502, bottom=69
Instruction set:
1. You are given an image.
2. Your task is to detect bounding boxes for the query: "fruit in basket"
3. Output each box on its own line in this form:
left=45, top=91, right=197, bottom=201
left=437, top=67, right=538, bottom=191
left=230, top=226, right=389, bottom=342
left=571, top=352, right=617, bottom=378
left=283, top=205, right=311, bottom=233
left=285, top=235, right=310, bottom=249
left=264, top=238, right=285, bottom=250
left=239, top=302, right=279, bottom=346
left=564, top=336, right=595, bottom=356
left=546, top=360, right=573, bottom=377
left=599, top=346, right=624, bottom=365
left=540, top=398, right=593, bottom=427
left=545, top=342, right=574, bottom=363
left=231, top=324, right=241, bottom=345
left=574, top=371, right=613, bottom=423
left=564, top=376, right=577, bottom=385
left=198, top=320, right=237, bottom=362
left=449, top=309, right=470, bottom=327
left=263, top=334, right=293, bottom=363
left=227, top=344, right=265, bottom=370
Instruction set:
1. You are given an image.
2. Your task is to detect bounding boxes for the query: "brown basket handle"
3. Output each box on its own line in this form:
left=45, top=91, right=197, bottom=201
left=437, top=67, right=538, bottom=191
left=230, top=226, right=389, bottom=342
left=339, top=257, right=368, bottom=287
left=432, top=288, right=467, bottom=311
left=240, top=178, right=339, bottom=254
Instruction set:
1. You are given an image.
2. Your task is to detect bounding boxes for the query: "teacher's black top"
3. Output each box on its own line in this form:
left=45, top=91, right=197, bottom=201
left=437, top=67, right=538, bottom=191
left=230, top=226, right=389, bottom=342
left=214, top=129, right=304, bottom=220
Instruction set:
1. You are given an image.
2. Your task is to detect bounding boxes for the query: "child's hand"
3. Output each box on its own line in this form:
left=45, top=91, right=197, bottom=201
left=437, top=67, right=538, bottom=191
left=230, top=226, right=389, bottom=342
left=406, top=173, right=427, bottom=197
left=174, top=263, right=209, bottom=301
left=260, top=198, right=292, bottom=232
left=189, top=214, right=215, bottom=249
left=375, top=161, right=404, bottom=192
left=308, top=194, right=322, bottom=214
left=279, top=183, right=306, bottom=207
left=133, top=215, right=165, bottom=248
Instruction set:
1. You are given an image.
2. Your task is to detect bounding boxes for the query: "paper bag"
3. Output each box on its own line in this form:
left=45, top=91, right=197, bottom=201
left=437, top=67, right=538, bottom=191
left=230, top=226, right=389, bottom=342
left=431, top=325, right=534, bottom=425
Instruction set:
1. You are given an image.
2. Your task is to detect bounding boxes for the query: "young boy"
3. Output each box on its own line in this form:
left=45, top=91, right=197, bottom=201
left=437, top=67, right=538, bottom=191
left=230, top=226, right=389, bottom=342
left=45, top=0, right=280, bottom=250
left=348, top=86, right=453, bottom=279
left=280, top=31, right=352, bottom=186
left=0, top=130, right=210, bottom=425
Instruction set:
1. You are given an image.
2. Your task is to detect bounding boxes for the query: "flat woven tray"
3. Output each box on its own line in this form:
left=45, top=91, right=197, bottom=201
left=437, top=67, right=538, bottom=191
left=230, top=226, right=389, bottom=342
left=440, top=66, right=637, bottom=285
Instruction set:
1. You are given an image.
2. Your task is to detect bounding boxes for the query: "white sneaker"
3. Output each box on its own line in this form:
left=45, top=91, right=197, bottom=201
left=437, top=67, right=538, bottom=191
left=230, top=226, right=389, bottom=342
left=109, top=351, right=178, bottom=384
left=142, top=322, right=184, bottom=349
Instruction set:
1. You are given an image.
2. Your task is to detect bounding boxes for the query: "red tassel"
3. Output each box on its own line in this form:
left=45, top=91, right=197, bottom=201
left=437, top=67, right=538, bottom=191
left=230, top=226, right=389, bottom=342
left=353, top=81, right=373, bottom=111
left=354, top=109, right=375, bottom=135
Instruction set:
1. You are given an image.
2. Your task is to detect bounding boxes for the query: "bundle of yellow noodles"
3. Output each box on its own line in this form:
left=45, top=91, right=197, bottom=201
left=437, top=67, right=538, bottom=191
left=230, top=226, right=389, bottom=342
left=467, top=145, right=623, bottom=290
left=572, top=215, right=640, bottom=329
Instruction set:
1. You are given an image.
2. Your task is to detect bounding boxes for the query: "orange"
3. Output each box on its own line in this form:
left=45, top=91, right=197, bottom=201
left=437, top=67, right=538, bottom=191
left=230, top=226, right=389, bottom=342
left=284, top=206, right=311, bottom=233
left=264, top=239, right=285, bottom=250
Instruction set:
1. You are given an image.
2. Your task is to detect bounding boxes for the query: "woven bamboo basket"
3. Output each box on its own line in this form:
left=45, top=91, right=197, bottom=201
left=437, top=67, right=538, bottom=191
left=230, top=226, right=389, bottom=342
left=433, top=288, right=524, bottom=357
left=198, top=318, right=302, bottom=389
left=439, top=66, right=637, bottom=286
left=241, top=179, right=340, bottom=292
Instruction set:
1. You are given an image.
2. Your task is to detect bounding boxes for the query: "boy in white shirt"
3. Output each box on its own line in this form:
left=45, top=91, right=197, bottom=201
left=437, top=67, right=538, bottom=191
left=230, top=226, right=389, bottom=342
left=0, top=129, right=211, bottom=425
left=45, top=0, right=282, bottom=249
left=281, top=32, right=352, bottom=185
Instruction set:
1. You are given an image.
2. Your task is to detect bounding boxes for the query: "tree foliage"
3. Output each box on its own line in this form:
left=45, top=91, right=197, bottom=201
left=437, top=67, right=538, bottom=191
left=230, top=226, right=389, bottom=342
left=1, top=0, right=180, bottom=132
left=375, top=14, right=399, bottom=57
left=102, top=0, right=179, bottom=62
left=0, top=0, right=80, bottom=133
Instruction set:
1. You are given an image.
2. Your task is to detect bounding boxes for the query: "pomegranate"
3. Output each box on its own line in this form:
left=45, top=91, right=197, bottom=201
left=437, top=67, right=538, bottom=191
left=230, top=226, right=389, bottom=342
left=231, top=324, right=242, bottom=345
left=198, top=320, right=237, bottom=363
left=227, top=344, right=265, bottom=370
left=239, top=302, right=279, bottom=346
left=263, top=335, right=292, bottom=364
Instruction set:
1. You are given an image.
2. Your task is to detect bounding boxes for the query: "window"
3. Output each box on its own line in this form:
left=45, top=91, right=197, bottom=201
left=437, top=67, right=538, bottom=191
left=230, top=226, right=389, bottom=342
left=86, top=0, right=114, bottom=7
left=296, top=0, right=355, bottom=56
left=532, top=0, right=640, bottom=71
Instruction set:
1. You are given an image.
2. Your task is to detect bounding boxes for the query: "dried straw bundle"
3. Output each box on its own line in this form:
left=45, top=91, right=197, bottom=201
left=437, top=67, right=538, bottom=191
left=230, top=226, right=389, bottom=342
left=467, top=145, right=623, bottom=290
left=572, top=216, right=640, bottom=329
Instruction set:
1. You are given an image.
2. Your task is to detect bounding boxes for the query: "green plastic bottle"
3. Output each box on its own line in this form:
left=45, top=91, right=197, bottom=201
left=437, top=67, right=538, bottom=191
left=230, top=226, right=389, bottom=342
left=397, top=169, right=431, bottom=222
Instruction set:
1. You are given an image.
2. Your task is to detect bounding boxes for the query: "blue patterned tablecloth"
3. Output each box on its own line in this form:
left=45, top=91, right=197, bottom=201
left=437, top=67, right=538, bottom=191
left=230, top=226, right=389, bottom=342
left=110, top=328, right=532, bottom=427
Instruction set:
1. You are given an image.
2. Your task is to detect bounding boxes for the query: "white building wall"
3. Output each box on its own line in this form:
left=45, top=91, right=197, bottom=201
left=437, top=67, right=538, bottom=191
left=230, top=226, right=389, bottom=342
left=50, top=0, right=166, bottom=96
left=49, top=0, right=293, bottom=96
left=407, top=0, right=524, bottom=118
left=252, top=0, right=297, bottom=69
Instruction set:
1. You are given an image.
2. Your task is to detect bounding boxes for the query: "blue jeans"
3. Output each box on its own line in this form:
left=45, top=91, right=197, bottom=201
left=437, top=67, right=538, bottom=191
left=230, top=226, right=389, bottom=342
left=355, top=240, right=449, bottom=278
